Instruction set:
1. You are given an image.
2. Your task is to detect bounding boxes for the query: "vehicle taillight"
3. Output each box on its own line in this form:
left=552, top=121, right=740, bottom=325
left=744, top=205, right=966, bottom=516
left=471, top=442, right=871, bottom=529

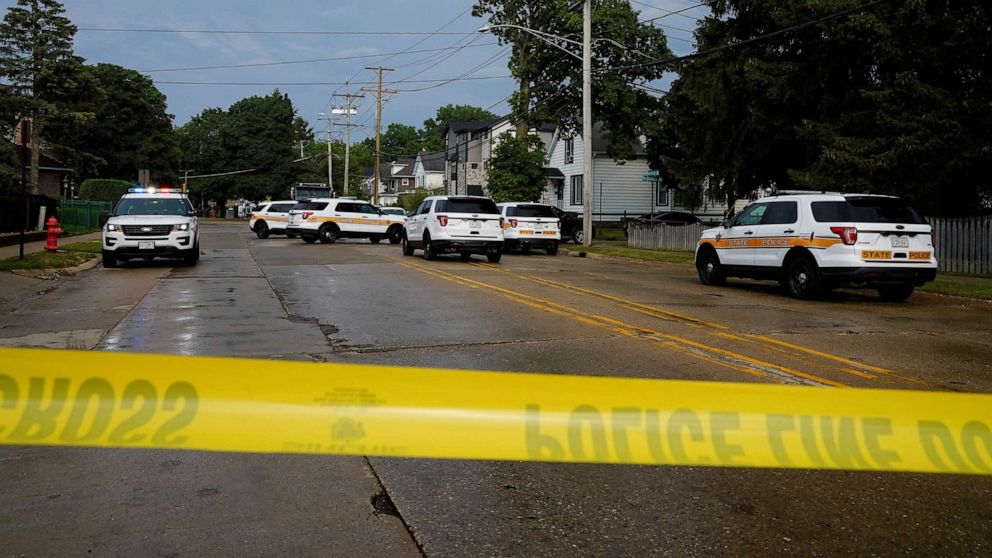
left=437, top=215, right=448, bottom=226
left=509, top=219, right=518, bottom=228
left=830, top=226, right=858, bottom=245
left=302, top=211, right=313, bottom=219
left=499, top=217, right=505, bottom=228
left=556, top=220, right=561, bottom=229
left=930, top=231, right=936, bottom=248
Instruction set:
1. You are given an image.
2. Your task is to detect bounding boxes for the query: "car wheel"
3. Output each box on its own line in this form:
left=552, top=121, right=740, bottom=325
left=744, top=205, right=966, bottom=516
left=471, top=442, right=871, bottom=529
left=571, top=227, right=584, bottom=244
left=287, top=232, right=298, bottom=239
left=546, top=243, right=559, bottom=256
left=182, top=246, right=197, bottom=266
left=459, top=252, right=472, bottom=262
left=254, top=221, right=269, bottom=239
left=369, top=235, right=382, bottom=244
left=387, top=225, right=403, bottom=244
left=101, top=250, right=117, bottom=268
left=319, top=224, right=339, bottom=244
left=785, top=256, right=822, bottom=299
left=486, top=251, right=502, bottom=264
left=194, top=241, right=200, bottom=261
left=401, top=233, right=415, bottom=256
left=696, top=249, right=726, bottom=286
left=878, top=283, right=915, bottom=302
left=302, top=234, right=317, bottom=244
left=423, top=233, right=438, bottom=261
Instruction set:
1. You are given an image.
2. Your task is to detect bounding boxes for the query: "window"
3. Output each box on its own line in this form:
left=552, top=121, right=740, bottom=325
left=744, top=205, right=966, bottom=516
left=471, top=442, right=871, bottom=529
left=292, top=201, right=328, bottom=211
left=760, top=202, right=798, bottom=225
left=114, top=198, right=192, bottom=216
left=435, top=197, right=499, bottom=214
left=401, top=178, right=409, bottom=186
left=507, top=205, right=556, bottom=218
left=734, top=203, right=767, bottom=226
left=470, top=163, right=479, bottom=170
left=570, top=175, right=583, bottom=205
left=655, top=183, right=668, bottom=206
left=270, top=203, right=295, bottom=213
left=415, top=200, right=432, bottom=215
left=564, top=138, right=574, bottom=164
left=336, top=202, right=357, bottom=213
left=467, top=185, right=484, bottom=197
left=811, top=198, right=926, bottom=224
left=356, top=203, right=379, bottom=214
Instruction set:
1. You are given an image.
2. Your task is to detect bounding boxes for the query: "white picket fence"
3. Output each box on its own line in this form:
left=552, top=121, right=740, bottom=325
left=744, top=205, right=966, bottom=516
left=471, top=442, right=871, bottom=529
left=626, top=222, right=706, bottom=252
left=929, top=216, right=992, bottom=275
left=627, top=216, right=992, bottom=276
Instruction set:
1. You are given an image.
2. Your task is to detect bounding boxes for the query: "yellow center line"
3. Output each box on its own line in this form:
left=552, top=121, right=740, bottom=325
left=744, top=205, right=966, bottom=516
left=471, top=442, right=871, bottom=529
left=401, top=259, right=843, bottom=387
left=470, top=261, right=908, bottom=380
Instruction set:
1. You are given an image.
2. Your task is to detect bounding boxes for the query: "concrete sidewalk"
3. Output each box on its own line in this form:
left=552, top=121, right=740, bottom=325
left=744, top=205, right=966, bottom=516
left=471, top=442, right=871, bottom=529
left=0, top=232, right=102, bottom=260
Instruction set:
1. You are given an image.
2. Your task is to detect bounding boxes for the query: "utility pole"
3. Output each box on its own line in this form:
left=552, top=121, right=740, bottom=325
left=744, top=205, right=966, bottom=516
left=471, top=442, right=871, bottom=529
left=582, top=0, right=594, bottom=247
left=318, top=112, right=337, bottom=195
left=362, top=67, right=396, bottom=206
left=331, top=87, right=363, bottom=197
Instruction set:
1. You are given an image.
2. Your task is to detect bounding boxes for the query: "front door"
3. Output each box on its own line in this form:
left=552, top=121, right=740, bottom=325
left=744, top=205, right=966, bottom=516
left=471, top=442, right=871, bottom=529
left=717, top=202, right=767, bottom=267
left=752, top=201, right=801, bottom=267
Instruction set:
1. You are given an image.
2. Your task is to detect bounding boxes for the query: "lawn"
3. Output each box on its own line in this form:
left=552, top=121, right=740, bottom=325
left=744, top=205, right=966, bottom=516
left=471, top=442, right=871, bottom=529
left=60, top=240, right=103, bottom=254
left=564, top=242, right=696, bottom=264
left=0, top=250, right=97, bottom=271
left=920, top=279, right=992, bottom=300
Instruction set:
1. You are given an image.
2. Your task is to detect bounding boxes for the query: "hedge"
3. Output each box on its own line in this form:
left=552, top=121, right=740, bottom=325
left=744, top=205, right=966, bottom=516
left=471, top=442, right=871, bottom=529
left=78, top=179, right=133, bottom=203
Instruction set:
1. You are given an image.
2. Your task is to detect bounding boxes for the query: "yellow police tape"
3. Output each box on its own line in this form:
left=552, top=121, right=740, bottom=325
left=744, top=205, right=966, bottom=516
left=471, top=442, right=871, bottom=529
left=1, top=348, right=990, bottom=475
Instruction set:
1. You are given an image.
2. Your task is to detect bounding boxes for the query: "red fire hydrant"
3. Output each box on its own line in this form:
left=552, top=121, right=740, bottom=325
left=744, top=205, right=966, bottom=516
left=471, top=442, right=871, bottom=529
left=45, top=216, right=62, bottom=252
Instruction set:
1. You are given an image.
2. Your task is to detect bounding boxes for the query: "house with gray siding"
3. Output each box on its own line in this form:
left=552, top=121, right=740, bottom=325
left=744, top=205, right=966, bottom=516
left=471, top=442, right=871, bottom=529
left=544, top=125, right=725, bottom=222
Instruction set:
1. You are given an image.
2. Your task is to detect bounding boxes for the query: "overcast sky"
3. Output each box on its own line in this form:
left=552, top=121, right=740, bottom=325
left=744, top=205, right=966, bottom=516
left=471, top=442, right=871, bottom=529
left=5, top=0, right=703, bottom=141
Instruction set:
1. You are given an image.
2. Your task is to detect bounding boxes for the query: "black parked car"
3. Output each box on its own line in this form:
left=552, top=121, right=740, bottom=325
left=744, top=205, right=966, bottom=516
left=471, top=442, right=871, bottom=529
left=550, top=207, right=596, bottom=243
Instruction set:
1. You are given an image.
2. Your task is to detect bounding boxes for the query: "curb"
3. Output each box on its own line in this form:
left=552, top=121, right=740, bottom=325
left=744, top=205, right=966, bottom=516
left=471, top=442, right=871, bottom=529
left=9, top=254, right=100, bottom=280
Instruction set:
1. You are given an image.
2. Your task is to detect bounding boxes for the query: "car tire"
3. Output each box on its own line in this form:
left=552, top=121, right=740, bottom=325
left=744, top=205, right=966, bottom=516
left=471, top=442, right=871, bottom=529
left=696, top=249, right=726, bottom=286
left=878, top=283, right=915, bottom=302
left=571, top=227, right=584, bottom=244
left=459, top=252, right=472, bottom=262
left=319, top=224, right=339, bottom=244
left=785, top=256, right=822, bottom=299
left=254, top=221, right=269, bottom=239
left=387, top=225, right=403, bottom=244
left=486, top=251, right=502, bottom=264
left=302, top=234, right=317, bottom=244
left=423, top=233, right=438, bottom=261
left=401, top=233, right=415, bottom=256
left=369, top=235, right=382, bottom=244
left=546, top=244, right=559, bottom=256
left=194, top=241, right=200, bottom=261
left=101, top=250, right=117, bottom=269
left=287, top=232, right=298, bottom=239
left=182, top=246, right=197, bottom=266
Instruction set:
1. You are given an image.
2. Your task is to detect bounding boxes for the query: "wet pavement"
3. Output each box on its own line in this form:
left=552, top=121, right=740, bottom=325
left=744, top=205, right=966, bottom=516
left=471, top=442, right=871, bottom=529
left=1, top=221, right=990, bottom=556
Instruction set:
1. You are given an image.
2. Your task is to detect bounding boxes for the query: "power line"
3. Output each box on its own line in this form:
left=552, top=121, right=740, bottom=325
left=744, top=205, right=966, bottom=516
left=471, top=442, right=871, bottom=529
left=77, top=26, right=476, bottom=36
left=606, top=0, right=888, bottom=72
left=627, top=0, right=699, bottom=34
left=140, top=42, right=500, bottom=73
left=640, top=1, right=714, bottom=24
left=154, top=75, right=512, bottom=87
left=393, top=47, right=513, bottom=92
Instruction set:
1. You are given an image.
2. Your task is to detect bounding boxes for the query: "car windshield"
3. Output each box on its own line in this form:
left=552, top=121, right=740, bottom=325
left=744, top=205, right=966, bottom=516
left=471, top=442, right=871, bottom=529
left=382, top=208, right=405, bottom=215
left=115, top=197, right=190, bottom=216
left=812, top=198, right=926, bottom=224
left=506, top=205, right=555, bottom=218
left=435, top=198, right=499, bottom=214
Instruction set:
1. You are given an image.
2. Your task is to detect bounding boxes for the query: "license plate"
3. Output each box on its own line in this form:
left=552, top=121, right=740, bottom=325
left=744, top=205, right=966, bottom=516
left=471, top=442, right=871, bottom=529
left=469, top=221, right=481, bottom=229
left=909, top=251, right=931, bottom=260
left=862, top=250, right=891, bottom=260
left=533, top=223, right=545, bottom=230
left=891, top=236, right=910, bottom=248
left=138, top=241, right=155, bottom=250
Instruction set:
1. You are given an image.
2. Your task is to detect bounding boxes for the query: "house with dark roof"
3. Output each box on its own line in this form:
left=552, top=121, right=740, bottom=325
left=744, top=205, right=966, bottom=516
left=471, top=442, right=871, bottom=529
left=414, top=151, right=445, bottom=190
left=544, top=124, right=724, bottom=222
left=443, top=117, right=556, bottom=196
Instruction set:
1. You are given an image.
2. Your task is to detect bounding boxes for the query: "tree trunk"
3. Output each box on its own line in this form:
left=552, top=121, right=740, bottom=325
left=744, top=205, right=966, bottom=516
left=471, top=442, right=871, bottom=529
left=516, top=78, right=530, bottom=140
left=29, top=115, right=41, bottom=195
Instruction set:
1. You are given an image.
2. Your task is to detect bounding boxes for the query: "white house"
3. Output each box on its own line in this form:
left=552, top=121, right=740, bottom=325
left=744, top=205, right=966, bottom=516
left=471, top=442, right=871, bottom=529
left=414, top=151, right=445, bottom=191
left=544, top=125, right=725, bottom=222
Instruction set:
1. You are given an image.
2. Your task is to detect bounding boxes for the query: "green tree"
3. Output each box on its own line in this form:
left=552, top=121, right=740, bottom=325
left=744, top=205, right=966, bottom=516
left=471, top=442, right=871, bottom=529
left=380, top=123, right=421, bottom=160
left=0, top=0, right=88, bottom=194
left=398, top=188, right=431, bottom=212
left=224, top=91, right=296, bottom=201
left=177, top=107, right=232, bottom=205
left=52, top=63, right=176, bottom=183
left=473, top=0, right=670, bottom=158
left=650, top=1, right=992, bottom=216
left=485, top=132, right=547, bottom=202
left=421, top=104, right=498, bottom=151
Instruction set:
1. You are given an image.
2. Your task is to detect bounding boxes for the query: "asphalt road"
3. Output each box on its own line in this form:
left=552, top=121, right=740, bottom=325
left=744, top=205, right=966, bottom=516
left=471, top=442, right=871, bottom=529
left=1, top=221, right=990, bottom=556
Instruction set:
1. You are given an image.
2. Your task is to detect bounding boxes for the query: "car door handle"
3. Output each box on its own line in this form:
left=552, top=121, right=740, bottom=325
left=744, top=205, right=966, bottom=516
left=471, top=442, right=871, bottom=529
left=783, top=229, right=795, bottom=234
left=744, top=231, right=754, bottom=235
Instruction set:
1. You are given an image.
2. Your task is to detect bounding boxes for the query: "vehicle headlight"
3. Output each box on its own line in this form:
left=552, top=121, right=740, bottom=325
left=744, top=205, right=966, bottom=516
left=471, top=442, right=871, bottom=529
left=173, top=223, right=190, bottom=232
left=105, top=223, right=120, bottom=232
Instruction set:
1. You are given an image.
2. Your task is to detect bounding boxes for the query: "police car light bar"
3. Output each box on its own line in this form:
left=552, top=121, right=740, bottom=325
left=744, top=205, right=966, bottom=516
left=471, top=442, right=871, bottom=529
left=128, top=186, right=174, bottom=194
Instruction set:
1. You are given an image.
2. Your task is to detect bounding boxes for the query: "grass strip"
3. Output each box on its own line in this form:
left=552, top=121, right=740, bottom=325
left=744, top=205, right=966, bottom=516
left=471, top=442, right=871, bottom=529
left=60, top=240, right=103, bottom=254
left=0, top=250, right=97, bottom=271
left=920, top=280, right=992, bottom=300
left=564, top=243, right=695, bottom=264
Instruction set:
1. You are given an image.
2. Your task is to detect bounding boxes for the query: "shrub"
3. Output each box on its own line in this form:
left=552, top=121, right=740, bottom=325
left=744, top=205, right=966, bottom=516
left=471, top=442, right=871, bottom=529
left=78, top=179, right=133, bottom=203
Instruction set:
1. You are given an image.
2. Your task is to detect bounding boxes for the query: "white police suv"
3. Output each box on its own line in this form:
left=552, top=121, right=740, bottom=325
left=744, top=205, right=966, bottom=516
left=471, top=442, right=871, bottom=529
left=286, top=198, right=406, bottom=244
left=497, top=202, right=560, bottom=255
left=102, top=187, right=199, bottom=268
left=249, top=200, right=298, bottom=239
left=402, top=196, right=505, bottom=262
left=695, top=193, right=937, bottom=301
